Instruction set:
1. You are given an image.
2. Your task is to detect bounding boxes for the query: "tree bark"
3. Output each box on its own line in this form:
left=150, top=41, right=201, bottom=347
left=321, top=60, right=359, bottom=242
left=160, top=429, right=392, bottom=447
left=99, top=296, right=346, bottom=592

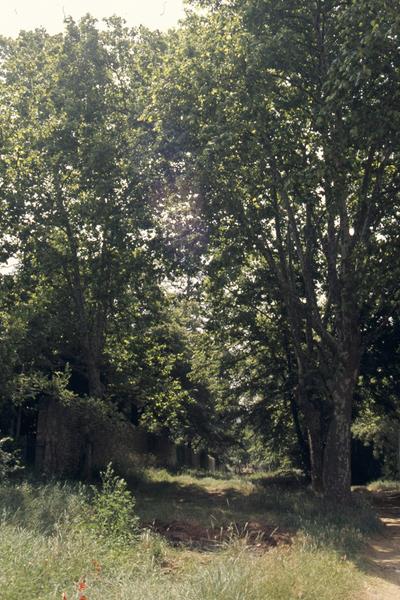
left=290, top=390, right=311, bottom=476
left=322, top=386, right=353, bottom=502
left=86, top=349, right=104, bottom=398
left=307, top=409, right=325, bottom=494
left=295, top=363, right=325, bottom=493
left=296, top=344, right=359, bottom=501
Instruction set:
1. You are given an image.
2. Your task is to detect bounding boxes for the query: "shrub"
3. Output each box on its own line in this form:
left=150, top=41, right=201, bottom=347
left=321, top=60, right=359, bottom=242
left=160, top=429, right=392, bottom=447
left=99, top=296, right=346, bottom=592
left=0, top=438, right=23, bottom=481
left=89, top=463, right=139, bottom=545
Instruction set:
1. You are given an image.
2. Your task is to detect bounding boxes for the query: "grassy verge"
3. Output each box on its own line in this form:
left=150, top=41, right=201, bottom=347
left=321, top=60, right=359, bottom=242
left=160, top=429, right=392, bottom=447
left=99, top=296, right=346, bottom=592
left=0, top=470, right=376, bottom=600
left=367, top=479, right=400, bottom=492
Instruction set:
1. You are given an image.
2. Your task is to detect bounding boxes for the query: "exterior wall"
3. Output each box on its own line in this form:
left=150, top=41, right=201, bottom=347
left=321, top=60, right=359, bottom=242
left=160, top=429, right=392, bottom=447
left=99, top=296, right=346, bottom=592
left=34, top=399, right=218, bottom=479
left=35, top=397, right=83, bottom=476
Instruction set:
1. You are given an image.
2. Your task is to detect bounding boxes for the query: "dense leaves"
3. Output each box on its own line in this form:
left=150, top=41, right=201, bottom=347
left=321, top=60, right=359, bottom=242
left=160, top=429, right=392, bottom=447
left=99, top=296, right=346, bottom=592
left=0, top=3, right=399, bottom=493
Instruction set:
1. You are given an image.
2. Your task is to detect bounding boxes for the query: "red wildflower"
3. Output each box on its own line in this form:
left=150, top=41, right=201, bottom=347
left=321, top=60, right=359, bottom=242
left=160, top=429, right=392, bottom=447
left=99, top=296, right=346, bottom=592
left=78, top=581, right=87, bottom=591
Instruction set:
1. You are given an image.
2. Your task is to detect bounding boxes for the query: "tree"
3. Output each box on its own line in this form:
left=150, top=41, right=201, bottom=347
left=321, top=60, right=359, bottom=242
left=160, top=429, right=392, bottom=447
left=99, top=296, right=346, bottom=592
left=189, top=249, right=311, bottom=471
left=152, top=0, right=400, bottom=500
left=0, top=17, right=166, bottom=398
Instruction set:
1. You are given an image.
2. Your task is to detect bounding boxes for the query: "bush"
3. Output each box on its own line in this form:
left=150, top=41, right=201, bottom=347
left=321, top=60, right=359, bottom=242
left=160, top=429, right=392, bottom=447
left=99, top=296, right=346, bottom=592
left=0, top=438, right=23, bottom=481
left=89, top=463, right=139, bottom=545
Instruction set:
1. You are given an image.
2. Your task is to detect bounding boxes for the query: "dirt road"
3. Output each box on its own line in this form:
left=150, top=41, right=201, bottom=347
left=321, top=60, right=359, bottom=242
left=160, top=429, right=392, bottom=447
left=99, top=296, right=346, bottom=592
left=363, top=491, right=400, bottom=599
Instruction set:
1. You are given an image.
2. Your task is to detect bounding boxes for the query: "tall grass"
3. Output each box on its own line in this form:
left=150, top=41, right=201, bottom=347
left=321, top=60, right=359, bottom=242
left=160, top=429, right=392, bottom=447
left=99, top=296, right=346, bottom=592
left=0, top=480, right=87, bottom=533
left=0, top=523, right=360, bottom=600
left=132, top=467, right=379, bottom=555
left=367, top=479, right=400, bottom=491
left=0, top=472, right=369, bottom=600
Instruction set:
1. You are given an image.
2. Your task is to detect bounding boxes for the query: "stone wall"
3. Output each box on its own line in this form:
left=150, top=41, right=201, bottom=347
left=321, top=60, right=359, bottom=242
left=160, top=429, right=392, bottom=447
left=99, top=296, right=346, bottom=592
left=35, top=398, right=216, bottom=478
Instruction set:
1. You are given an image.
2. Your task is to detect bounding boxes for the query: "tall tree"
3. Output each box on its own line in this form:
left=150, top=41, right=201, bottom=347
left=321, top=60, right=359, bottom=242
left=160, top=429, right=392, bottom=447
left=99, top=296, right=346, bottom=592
left=0, top=18, right=166, bottom=397
left=152, top=0, right=400, bottom=500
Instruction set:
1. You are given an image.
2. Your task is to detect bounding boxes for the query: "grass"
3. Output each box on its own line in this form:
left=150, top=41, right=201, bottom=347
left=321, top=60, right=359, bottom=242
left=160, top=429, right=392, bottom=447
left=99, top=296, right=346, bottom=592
left=367, top=479, right=400, bottom=492
left=0, top=522, right=360, bottom=600
left=0, top=469, right=377, bottom=600
left=131, top=467, right=379, bottom=554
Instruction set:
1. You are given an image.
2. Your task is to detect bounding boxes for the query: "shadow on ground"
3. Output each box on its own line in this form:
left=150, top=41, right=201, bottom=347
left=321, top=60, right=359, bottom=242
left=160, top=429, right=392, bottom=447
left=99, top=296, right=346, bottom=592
left=128, top=473, right=308, bottom=550
left=127, top=471, right=379, bottom=555
left=359, top=490, right=400, bottom=598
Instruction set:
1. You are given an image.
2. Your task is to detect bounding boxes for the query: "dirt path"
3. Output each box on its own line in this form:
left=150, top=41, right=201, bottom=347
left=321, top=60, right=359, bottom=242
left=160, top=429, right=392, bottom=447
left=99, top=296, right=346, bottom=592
left=362, top=491, right=400, bottom=599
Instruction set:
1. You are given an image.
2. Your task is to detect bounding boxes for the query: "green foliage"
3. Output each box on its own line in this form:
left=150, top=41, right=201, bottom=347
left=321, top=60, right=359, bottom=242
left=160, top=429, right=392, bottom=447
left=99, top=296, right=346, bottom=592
left=0, top=0, right=399, bottom=490
left=0, top=16, right=210, bottom=453
left=0, top=16, right=168, bottom=400
left=353, top=317, right=400, bottom=477
left=0, top=438, right=23, bottom=480
left=150, top=0, right=400, bottom=496
left=89, top=464, right=139, bottom=545
left=11, top=367, right=76, bottom=407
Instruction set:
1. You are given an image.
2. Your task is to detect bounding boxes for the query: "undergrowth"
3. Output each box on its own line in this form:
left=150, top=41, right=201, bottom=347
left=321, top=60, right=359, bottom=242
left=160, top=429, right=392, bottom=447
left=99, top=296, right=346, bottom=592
left=0, top=468, right=373, bottom=600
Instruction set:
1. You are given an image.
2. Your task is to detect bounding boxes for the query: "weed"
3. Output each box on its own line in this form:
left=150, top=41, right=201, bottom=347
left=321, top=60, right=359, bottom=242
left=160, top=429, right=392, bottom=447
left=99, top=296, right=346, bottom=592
left=88, top=463, right=139, bottom=545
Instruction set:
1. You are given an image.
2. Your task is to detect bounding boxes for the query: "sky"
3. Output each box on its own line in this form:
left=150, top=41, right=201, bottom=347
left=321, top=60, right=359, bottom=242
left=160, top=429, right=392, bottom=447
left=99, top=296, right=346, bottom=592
left=1, top=0, right=186, bottom=37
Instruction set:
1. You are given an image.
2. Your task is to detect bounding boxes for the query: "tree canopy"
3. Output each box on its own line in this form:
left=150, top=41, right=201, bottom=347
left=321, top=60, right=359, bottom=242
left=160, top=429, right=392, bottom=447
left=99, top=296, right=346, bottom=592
left=1, top=1, right=399, bottom=499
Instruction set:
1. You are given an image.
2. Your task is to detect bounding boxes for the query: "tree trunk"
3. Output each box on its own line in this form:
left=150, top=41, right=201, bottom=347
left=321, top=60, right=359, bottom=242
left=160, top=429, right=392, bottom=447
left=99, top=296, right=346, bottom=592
left=307, top=412, right=324, bottom=494
left=86, top=349, right=103, bottom=398
left=290, top=391, right=311, bottom=475
left=286, top=341, right=310, bottom=475
left=295, top=372, right=323, bottom=491
left=81, top=436, right=93, bottom=480
left=322, top=377, right=354, bottom=502
left=56, top=188, right=105, bottom=400
left=298, top=351, right=359, bottom=501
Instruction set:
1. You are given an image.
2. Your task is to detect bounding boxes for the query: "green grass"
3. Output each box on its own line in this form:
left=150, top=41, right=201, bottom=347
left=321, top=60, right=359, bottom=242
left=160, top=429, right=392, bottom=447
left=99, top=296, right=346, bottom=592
left=0, top=522, right=360, bottom=600
left=0, top=470, right=375, bottom=600
left=367, top=479, right=400, bottom=491
left=131, top=467, right=379, bottom=554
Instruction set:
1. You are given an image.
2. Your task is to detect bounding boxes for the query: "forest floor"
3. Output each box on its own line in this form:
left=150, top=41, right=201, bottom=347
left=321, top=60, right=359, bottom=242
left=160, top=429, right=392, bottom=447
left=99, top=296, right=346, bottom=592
left=362, top=489, right=400, bottom=599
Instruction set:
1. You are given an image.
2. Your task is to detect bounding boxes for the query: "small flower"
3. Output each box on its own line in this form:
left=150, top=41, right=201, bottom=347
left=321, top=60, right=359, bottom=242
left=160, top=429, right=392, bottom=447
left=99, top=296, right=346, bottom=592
left=62, top=594, right=68, bottom=600
left=78, top=581, right=87, bottom=591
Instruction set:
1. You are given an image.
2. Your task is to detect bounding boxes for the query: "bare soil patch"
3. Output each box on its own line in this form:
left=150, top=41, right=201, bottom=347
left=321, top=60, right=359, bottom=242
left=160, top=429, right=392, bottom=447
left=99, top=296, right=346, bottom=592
left=146, top=518, right=292, bottom=550
left=362, top=491, right=400, bottom=599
